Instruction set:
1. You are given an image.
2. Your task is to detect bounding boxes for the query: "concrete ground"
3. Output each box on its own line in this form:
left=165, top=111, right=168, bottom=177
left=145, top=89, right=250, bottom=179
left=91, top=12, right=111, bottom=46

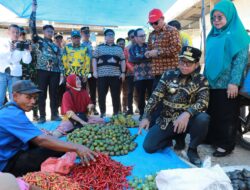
left=175, top=137, right=250, bottom=167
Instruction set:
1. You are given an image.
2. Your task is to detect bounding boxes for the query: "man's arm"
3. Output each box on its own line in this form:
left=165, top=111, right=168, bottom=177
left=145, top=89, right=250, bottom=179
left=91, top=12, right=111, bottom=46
left=31, top=134, right=96, bottom=165
left=92, top=58, right=98, bottom=78
left=92, top=47, right=99, bottom=78
left=120, top=59, right=126, bottom=73
left=147, top=33, right=153, bottom=51
left=173, top=77, right=209, bottom=134
left=143, top=72, right=168, bottom=119
left=83, top=48, right=91, bottom=77
left=186, top=78, right=209, bottom=117
left=138, top=72, right=168, bottom=134
left=58, top=52, right=64, bottom=76
left=29, top=1, right=39, bottom=43
left=129, top=46, right=150, bottom=63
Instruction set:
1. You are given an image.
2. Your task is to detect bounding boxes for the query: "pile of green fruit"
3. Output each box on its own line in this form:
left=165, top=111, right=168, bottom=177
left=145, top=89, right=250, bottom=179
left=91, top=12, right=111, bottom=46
left=129, top=174, right=157, bottom=190
left=109, top=114, right=138, bottom=128
left=67, top=124, right=138, bottom=156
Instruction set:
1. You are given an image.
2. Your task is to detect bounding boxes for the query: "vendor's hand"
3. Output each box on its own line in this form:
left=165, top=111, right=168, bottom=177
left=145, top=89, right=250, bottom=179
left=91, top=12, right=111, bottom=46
left=148, top=50, right=158, bottom=58
left=80, top=120, right=88, bottom=126
left=93, top=71, right=98, bottom=79
left=173, top=112, right=190, bottom=134
left=138, top=118, right=150, bottom=135
left=227, top=84, right=238, bottom=99
left=120, top=73, right=125, bottom=82
left=75, top=144, right=97, bottom=166
left=87, top=104, right=95, bottom=113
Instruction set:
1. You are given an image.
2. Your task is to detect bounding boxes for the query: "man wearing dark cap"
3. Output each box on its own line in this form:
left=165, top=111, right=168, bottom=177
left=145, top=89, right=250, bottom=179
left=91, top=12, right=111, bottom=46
left=93, top=29, right=126, bottom=117
left=139, top=46, right=210, bottom=166
left=29, top=1, right=64, bottom=123
left=0, top=80, right=97, bottom=177
left=62, top=30, right=90, bottom=86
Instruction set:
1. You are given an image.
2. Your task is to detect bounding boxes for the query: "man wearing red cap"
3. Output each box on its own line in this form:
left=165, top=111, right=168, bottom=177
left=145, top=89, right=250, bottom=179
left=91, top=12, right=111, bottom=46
left=145, top=8, right=181, bottom=88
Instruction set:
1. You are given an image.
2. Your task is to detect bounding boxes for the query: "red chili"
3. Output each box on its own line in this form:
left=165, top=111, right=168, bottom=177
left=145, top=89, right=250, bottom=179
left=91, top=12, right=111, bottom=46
left=67, top=152, right=132, bottom=189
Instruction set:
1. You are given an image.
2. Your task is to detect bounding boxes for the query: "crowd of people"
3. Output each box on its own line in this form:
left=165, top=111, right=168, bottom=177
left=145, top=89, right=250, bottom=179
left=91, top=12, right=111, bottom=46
left=0, top=1, right=249, bottom=188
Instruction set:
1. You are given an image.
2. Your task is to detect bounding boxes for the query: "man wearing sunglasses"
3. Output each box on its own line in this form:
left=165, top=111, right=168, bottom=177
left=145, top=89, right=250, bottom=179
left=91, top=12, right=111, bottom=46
left=145, top=9, right=181, bottom=88
left=139, top=46, right=210, bottom=166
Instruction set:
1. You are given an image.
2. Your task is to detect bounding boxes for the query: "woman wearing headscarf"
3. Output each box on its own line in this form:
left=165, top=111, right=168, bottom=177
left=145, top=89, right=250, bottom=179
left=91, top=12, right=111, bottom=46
left=52, top=74, right=94, bottom=137
left=204, top=0, right=250, bottom=157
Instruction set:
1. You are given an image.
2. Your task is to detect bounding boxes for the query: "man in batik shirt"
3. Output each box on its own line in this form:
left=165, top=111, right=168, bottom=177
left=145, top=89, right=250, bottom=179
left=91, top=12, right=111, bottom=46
left=139, top=46, right=210, bottom=166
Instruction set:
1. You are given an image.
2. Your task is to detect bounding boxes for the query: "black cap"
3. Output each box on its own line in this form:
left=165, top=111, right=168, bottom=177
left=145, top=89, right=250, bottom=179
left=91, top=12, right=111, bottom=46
left=80, top=26, right=90, bottom=34
left=104, top=29, right=115, bottom=36
left=19, top=27, right=27, bottom=34
left=43, top=25, right=54, bottom=31
left=54, top=32, right=63, bottom=39
left=127, top=29, right=135, bottom=37
left=12, top=80, right=42, bottom=94
left=179, top=46, right=202, bottom=62
left=168, top=20, right=181, bottom=30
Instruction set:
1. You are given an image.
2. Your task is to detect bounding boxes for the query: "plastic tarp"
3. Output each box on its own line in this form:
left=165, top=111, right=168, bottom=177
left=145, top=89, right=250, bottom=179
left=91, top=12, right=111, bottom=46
left=36, top=121, right=189, bottom=178
left=0, top=0, right=177, bottom=26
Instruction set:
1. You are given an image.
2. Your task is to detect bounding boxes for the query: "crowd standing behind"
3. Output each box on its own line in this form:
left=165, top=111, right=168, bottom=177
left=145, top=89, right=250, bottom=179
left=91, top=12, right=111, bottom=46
left=0, top=1, right=249, bottom=181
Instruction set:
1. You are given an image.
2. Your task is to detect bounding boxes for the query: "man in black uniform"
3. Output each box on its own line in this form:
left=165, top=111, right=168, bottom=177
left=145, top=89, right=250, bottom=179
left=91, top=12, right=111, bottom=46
left=139, top=46, right=210, bottom=166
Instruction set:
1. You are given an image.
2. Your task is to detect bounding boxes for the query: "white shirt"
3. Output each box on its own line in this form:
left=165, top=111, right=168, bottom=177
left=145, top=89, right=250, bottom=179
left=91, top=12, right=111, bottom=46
left=0, top=39, right=32, bottom=77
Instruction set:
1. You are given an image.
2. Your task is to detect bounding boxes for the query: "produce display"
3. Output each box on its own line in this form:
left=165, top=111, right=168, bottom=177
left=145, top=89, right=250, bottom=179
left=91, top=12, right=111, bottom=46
left=129, top=174, right=157, bottom=190
left=109, top=114, right=138, bottom=127
left=226, top=169, right=250, bottom=190
left=22, top=171, right=81, bottom=190
left=69, top=153, right=132, bottom=190
left=67, top=124, right=138, bottom=156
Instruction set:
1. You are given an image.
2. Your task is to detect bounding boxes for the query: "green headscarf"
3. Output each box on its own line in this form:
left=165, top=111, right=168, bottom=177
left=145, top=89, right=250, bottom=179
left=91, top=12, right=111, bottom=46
left=205, top=0, right=250, bottom=82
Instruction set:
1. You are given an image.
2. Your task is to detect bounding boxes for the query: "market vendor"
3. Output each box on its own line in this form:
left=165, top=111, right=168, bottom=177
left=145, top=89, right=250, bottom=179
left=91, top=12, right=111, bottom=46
left=0, top=80, right=97, bottom=177
left=138, top=46, right=210, bottom=166
left=52, top=74, right=94, bottom=138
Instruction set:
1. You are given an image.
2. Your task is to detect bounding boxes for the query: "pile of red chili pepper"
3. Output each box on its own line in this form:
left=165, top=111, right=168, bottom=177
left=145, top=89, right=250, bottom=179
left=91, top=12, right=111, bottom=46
left=22, top=171, right=81, bottom=190
left=68, top=153, right=133, bottom=190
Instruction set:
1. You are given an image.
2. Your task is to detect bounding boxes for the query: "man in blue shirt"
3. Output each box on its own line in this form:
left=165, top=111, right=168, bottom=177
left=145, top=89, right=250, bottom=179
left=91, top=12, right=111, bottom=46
left=0, top=80, right=97, bottom=176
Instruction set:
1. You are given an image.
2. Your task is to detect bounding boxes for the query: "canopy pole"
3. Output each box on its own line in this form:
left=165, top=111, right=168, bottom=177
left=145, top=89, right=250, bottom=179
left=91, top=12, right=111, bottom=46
left=201, top=0, right=206, bottom=60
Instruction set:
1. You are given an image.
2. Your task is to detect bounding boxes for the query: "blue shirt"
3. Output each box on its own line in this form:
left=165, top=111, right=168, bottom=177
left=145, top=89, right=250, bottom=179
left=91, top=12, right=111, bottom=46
left=82, top=41, right=93, bottom=58
left=0, top=102, right=43, bottom=171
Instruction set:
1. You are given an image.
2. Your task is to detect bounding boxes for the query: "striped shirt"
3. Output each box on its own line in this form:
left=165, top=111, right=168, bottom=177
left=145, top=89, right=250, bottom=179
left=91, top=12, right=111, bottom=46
left=93, top=43, right=125, bottom=77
